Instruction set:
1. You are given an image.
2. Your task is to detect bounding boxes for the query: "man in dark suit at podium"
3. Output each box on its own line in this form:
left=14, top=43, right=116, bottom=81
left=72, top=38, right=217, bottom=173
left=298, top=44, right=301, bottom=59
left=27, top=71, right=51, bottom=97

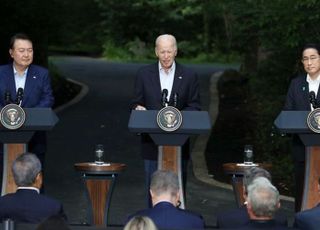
left=0, top=33, right=54, bottom=180
left=131, top=34, right=201, bottom=207
left=283, top=43, right=320, bottom=211
left=126, top=170, right=204, bottom=229
left=0, top=153, right=66, bottom=223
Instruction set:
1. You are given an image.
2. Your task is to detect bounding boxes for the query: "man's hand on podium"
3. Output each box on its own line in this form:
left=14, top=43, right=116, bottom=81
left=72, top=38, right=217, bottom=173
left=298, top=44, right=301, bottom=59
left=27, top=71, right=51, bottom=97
left=135, top=105, right=146, bottom=110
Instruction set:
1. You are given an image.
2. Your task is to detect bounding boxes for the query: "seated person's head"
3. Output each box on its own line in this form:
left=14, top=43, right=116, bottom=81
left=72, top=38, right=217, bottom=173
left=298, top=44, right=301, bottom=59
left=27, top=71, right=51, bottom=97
left=246, top=177, right=280, bottom=220
left=243, top=167, right=271, bottom=198
left=150, top=170, right=180, bottom=207
left=12, top=152, right=42, bottom=189
left=124, top=216, right=158, bottom=230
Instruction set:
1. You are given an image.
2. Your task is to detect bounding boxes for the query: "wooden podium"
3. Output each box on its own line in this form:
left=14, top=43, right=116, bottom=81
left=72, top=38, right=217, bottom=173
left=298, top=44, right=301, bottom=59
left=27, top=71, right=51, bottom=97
left=275, top=110, right=320, bottom=211
left=74, top=162, right=126, bottom=227
left=128, top=110, right=211, bottom=209
left=0, top=108, right=58, bottom=195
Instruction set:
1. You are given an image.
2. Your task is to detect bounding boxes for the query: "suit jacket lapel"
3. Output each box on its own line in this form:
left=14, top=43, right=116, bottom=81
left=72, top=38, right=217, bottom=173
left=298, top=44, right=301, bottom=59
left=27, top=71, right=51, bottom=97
left=4, top=64, right=17, bottom=101
left=150, top=63, right=162, bottom=102
left=170, top=63, right=183, bottom=103
left=23, top=65, right=37, bottom=107
left=303, top=80, right=310, bottom=108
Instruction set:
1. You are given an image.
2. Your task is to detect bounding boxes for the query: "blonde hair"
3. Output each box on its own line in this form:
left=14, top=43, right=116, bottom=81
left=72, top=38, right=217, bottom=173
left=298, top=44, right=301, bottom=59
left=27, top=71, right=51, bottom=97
left=124, top=216, right=158, bottom=230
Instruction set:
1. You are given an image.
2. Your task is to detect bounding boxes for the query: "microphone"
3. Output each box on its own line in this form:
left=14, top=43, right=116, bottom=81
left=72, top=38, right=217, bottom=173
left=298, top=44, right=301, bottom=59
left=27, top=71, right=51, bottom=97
left=173, top=93, right=178, bottom=107
left=162, top=89, right=168, bottom=107
left=4, top=91, right=12, bottom=105
left=309, top=91, right=317, bottom=109
left=16, top=88, right=24, bottom=106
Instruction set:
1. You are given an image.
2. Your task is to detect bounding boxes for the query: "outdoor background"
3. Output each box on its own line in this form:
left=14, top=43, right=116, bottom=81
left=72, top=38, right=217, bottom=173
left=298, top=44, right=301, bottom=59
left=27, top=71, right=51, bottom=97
left=1, top=0, right=320, bottom=196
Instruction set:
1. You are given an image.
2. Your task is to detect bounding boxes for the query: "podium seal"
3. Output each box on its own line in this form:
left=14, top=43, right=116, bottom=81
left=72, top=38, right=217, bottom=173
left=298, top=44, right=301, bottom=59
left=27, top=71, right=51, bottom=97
left=0, top=104, right=26, bottom=130
left=157, top=106, right=182, bottom=132
left=307, top=108, right=320, bottom=133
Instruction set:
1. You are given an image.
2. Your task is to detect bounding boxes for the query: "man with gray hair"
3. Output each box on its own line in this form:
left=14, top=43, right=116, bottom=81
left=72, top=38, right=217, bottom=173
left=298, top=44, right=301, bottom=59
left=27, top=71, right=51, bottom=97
left=238, top=177, right=289, bottom=229
left=0, top=153, right=66, bottom=223
left=216, top=167, right=286, bottom=228
left=131, top=34, right=201, bottom=207
left=126, top=170, right=204, bottom=229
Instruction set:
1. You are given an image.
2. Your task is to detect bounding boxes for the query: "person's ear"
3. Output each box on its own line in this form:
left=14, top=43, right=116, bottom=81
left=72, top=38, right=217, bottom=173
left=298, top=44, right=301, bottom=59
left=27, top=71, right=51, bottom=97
left=9, top=49, right=13, bottom=58
left=155, top=48, right=159, bottom=57
left=242, top=186, right=247, bottom=201
left=277, top=201, right=281, bottom=209
left=35, top=172, right=43, bottom=187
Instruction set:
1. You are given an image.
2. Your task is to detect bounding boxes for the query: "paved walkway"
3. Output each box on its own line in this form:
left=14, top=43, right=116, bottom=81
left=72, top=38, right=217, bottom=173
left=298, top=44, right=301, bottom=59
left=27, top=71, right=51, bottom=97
left=46, top=56, right=294, bottom=228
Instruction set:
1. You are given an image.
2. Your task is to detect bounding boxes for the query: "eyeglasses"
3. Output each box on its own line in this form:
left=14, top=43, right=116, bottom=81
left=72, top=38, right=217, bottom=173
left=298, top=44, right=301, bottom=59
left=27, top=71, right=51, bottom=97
left=302, top=56, right=320, bottom=63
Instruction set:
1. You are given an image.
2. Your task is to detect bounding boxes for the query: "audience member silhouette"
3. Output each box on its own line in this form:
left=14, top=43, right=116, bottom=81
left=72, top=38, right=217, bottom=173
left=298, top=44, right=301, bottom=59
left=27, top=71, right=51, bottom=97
left=126, top=170, right=204, bottom=229
left=216, top=167, right=287, bottom=228
left=237, top=177, right=290, bottom=229
left=0, top=153, right=67, bottom=223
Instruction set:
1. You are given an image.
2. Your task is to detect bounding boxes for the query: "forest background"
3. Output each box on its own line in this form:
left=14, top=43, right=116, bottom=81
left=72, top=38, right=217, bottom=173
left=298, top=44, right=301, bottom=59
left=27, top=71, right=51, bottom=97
left=1, top=0, right=320, bottom=195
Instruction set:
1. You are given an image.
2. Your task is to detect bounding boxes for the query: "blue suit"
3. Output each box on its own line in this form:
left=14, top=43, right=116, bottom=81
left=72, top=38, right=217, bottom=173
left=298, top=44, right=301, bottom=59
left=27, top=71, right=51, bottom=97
left=0, top=189, right=66, bottom=223
left=126, top=201, right=204, bottom=229
left=0, top=63, right=54, bottom=108
left=0, top=64, right=54, bottom=187
left=294, top=203, right=320, bottom=230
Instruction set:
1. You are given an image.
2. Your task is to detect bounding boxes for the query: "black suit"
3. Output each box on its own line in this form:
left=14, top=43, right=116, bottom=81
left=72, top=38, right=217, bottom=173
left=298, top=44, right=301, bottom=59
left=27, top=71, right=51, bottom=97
left=132, top=62, right=201, bottom=159
left=216, top=205, right=287, bottom=229
left=131, top=62, right=201, bottom=206
left=283, top=74, right=314, bottom=211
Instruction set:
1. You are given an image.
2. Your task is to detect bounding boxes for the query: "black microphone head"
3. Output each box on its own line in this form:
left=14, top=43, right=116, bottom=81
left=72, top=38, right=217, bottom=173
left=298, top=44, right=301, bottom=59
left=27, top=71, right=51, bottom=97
left=309, top=91, right=317, bottom=109
left=162, top=89, right=168, bottom=107
left=17, top=88, right=23, bottom=95
left=16, top=88, right=24, bottom=105
left=309, top=91, right=316, bottom=100
left=162, top=89, right=168, bottom=96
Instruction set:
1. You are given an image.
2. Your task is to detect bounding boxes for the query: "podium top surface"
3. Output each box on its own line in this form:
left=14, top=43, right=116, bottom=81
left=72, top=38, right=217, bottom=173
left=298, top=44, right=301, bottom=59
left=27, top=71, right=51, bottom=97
left=0, top=108, right=59, bottom=131
left=128, top=110, right=211, bottom=134
left=274, top=110, right=311, bottom=133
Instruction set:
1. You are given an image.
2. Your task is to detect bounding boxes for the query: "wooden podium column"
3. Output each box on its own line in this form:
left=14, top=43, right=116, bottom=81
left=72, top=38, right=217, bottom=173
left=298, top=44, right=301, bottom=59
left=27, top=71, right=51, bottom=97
left=302, top=146, right=320, bottom=211
left=2, top=143, right=26, bottom=195
left=158, top=145, right=185, bottom=209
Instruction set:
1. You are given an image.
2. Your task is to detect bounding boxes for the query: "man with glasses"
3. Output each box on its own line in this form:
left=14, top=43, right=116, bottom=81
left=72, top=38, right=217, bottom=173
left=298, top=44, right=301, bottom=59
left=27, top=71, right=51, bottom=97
left=284, top=43, right=320, bottom=211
